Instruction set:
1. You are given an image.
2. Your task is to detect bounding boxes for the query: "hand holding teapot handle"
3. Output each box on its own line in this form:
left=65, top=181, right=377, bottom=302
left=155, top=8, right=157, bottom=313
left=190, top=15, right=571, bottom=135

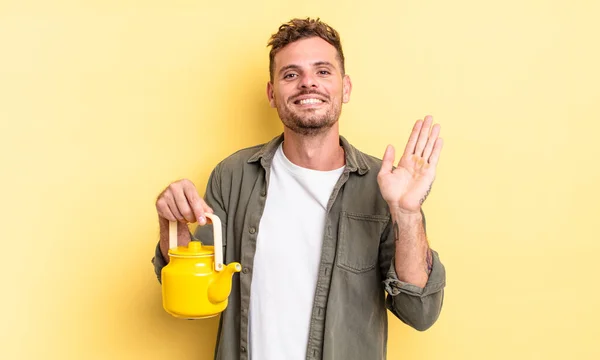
left=156, top=179, right=214, bottom=261
left=156, top=179, right=213, bottom=224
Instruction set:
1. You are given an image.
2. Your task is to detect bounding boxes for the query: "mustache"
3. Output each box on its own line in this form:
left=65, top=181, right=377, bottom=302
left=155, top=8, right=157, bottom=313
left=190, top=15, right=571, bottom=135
left=290, top=90, right=329, bottom=102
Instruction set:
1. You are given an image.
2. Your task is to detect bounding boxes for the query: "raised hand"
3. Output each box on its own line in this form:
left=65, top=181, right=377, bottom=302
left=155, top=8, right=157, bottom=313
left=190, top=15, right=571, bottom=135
left=377, top=115, right=443, bottom=214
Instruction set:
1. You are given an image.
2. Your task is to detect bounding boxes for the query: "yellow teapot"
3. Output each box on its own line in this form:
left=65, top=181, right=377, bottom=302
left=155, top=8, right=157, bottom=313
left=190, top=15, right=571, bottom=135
left=161, top=213, right=241, bottom=319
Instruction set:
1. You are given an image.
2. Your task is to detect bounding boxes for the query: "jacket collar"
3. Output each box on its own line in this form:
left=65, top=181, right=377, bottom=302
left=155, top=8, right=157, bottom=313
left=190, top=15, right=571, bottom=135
left=247, top=133, right=370, bottom=175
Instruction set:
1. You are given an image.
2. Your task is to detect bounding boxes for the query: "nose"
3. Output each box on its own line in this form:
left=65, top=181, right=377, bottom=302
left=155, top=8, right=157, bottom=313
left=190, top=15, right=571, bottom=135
left=298, top=73, right=318, bottom=89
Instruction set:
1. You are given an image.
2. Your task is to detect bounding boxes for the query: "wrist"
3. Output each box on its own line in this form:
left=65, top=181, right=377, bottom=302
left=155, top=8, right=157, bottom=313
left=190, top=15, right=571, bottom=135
left=387, top=203, right=421, bottom=217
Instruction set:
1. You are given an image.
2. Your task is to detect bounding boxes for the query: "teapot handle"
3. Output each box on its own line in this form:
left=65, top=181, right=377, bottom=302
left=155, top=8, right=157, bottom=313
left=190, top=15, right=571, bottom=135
left=205, top=213, right=224, bottom=271
left=168, top=213, right=224, bottom=272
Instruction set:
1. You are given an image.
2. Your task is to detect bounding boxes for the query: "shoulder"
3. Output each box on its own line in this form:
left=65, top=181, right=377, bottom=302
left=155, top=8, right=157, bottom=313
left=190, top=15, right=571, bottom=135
left=222, top=143, right=264, bottom=166
left=343, top=138, right=383, bottom=178
left=211, top=142, right=266, bottom=179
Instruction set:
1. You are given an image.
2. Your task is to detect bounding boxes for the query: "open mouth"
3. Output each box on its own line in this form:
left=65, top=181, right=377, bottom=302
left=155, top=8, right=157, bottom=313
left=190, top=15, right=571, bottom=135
left=293, top=98, right=325, bottom=105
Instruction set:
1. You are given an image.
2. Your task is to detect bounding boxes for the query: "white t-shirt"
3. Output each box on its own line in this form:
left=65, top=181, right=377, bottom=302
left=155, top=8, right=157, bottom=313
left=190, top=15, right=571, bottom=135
left=249, top=143, right=345, bottom=360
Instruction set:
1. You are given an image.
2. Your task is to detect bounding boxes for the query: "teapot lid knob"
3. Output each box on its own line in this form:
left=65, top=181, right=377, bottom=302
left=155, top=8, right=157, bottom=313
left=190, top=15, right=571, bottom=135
left=187, top=241, right=202, bottom=252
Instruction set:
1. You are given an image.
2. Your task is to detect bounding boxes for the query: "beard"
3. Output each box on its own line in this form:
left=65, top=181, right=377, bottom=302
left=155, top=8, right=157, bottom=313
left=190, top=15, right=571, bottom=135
left=274, top=90, right=342, bottom=136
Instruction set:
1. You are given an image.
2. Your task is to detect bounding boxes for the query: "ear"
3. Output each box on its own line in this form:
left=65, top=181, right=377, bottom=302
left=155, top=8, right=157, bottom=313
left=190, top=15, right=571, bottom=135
left=342, top=75, right=352, bottom=104
left=266, top=82, right=276, bottom=108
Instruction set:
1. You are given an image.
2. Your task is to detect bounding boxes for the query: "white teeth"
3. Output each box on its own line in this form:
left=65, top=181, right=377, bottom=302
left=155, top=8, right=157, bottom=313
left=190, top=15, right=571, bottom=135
left=298, top=98, right=323, bottom=105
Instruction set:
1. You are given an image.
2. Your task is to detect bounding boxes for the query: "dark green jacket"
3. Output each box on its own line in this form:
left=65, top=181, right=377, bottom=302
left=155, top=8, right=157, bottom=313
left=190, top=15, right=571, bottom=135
left=153, top=134, right=446, bottom=360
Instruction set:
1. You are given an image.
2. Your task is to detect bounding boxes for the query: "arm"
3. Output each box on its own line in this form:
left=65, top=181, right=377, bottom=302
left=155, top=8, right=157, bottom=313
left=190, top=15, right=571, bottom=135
left=377, top=115, right=446, bottom=330
left=379, top=210, right=445, bottom=331
left=392, top=209, right=431, bottom=288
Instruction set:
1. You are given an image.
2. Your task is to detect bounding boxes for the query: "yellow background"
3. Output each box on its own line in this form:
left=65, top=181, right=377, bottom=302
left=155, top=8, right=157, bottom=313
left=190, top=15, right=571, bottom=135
left=1, top=0, right=599, bottom=359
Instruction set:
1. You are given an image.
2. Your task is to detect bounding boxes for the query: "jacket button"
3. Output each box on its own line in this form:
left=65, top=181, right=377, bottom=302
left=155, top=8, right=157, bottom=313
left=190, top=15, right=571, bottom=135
left=242, top=267, right=249, bottom=274
left=249, top=227, right=256, bottom=234
left=260, top=190, right=266, bottom=197
left=241, top=346, right=246, bottom=353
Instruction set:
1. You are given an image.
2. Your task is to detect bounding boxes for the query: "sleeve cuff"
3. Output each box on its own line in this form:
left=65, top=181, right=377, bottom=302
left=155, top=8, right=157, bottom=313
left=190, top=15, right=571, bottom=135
left=383, top=249, right=446, bottom=297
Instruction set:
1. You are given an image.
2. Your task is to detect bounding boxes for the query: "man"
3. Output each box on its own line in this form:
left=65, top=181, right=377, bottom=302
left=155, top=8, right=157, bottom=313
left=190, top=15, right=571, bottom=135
left=152, top=17, right=446, bottom=360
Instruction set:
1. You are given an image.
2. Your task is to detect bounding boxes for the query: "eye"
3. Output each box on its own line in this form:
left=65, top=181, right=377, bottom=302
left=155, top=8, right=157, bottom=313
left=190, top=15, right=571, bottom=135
left=318, top=70, right=331, bottom=75
left=283, top=73, right=298, bottom=79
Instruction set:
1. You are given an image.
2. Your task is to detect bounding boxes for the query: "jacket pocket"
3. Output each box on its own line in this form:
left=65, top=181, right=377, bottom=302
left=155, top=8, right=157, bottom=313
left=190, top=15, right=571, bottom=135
left=336, top=212, right=389, bottom=274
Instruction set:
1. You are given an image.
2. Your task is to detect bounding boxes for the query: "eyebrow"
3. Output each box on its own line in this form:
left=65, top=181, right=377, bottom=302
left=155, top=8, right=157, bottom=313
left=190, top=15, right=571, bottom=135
left=312, top=61, right=335, bottom=68
left=278, top=64, right=301, bottom=75
left=278, top=61, right=336, bottom=75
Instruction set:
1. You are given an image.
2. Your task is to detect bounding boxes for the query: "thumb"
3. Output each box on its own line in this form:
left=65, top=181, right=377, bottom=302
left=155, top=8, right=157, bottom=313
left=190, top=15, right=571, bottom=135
left=380, top=144, right=395, bottom=175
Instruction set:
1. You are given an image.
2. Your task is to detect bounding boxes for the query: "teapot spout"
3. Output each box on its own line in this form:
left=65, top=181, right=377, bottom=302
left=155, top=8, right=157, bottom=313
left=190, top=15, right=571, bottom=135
left=208, top=262, right=242, bottom=304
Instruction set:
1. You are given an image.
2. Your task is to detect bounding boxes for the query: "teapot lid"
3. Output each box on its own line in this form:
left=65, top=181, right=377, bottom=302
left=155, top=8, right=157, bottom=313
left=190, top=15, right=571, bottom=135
left=168, top=240, right=214, bottom=257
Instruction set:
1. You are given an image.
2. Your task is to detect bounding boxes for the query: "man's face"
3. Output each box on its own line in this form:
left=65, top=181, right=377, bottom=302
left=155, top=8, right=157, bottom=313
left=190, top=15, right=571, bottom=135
left=267, top=37, right=352, bottom=136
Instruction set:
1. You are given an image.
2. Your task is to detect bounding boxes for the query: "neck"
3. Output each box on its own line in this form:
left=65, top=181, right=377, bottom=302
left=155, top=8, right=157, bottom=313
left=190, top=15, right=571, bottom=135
left=282, top=125, right=345, bottom=171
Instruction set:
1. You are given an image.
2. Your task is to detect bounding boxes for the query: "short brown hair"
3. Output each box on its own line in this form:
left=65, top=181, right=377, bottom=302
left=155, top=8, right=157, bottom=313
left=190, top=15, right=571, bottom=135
left=267, top=18, right=345, bottom=82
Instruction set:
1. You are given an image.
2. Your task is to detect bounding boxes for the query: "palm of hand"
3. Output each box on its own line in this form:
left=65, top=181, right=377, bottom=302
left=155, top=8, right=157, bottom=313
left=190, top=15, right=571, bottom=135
left=377, top=116, right=443, bottom=213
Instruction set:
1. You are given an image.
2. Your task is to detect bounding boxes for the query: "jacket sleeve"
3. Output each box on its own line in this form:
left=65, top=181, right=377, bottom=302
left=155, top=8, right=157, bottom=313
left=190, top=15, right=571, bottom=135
left=151, top=163, right=227, bottom=283
left=379, top=209, right=446, bottom=331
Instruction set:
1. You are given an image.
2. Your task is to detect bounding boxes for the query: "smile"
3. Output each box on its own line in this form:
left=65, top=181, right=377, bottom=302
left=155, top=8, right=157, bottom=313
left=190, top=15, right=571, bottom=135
left=294, top=98, right=325, bottom=105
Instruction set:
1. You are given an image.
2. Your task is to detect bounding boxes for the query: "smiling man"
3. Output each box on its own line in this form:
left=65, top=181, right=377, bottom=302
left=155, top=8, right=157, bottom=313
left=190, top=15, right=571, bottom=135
left=267, top=36, right=351, bottom=138
left=152, top=18, right=446, bottom=360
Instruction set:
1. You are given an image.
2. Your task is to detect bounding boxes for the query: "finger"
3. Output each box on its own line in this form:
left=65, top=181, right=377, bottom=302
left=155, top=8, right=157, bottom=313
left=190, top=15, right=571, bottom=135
left=183, top=185, right=208, bottom=225
left=165, top=193, right=186, bottom=222
left=156, top=197, right=177, bottom=222
left=402, top=120, right=423, bottom=157
left=173, top=187, right=197, bottom=223
left=428, top=137, right=444, bottom=166
left=422, top=123, right=441, bottom=161
left=414, top=115, right=433, bottom=157
left=379, top=144, right=395, bottom=175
